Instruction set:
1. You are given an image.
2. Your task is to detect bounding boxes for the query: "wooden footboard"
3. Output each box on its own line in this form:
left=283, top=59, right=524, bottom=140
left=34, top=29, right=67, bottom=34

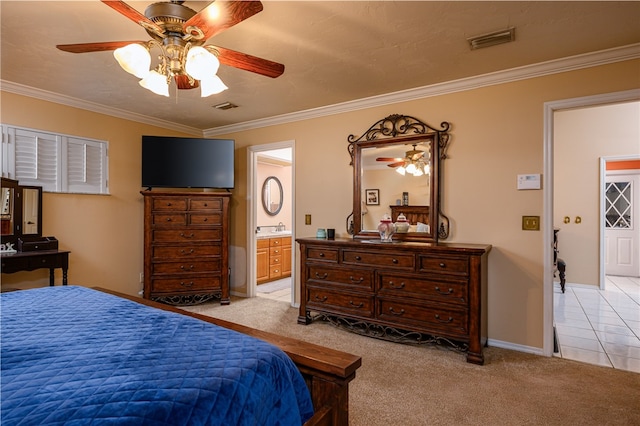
left=94, top=288, right=361, bottom=426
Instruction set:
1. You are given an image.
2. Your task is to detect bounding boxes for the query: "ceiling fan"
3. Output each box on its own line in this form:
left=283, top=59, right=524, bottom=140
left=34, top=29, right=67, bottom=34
left=376, top=144, right=429, bottom=176
left=56, top=0, right=284, bottom=96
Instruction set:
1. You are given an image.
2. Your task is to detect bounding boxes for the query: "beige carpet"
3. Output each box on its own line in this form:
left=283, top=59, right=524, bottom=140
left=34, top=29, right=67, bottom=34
left=182, top=296, right=640, bottom=426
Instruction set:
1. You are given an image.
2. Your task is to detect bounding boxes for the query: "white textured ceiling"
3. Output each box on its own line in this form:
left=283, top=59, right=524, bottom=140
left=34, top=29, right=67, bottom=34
left=2, top=1, right=639, bottom=134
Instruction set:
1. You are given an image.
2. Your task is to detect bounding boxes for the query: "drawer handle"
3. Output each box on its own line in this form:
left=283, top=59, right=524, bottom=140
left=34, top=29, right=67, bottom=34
left=314, top=272, right=329, bottom=279
left=355, top=255, right=362, bottom=261
left=180, top=281, right=194, bottom=288
left=166, top=217, right=172, bottom=222
left=439, top=262, right=446, bottom=268
left=180, top=265, right=195, bottom=270
left=273, top=241, right=279, bottom=245
left=434, top=314, right=453, bottom=323
left=392, top=258, right=398, bottom=264
left=203, top=218, right=208, bottom=222
left=388, top=280, right=405, bottom=289
left=274, top=249, right=280, bottom=254
left=388, top=307, right=405, bottom=316
left=349, top=301, right=364, bottom=308
left=349, top=276, right=364, bottom=284
left=314, top=295, right=328, bottom=302
left=180, top=249, right=195, bottom=255
left=204, top=203, right=208, bottom=207
left=274, top=259, right=280, bottom=263
left=273, top=269, right=279, bottom=273
left=166, top=202, right=172, bottom=206
left=434, top=286, right=453, bottom=295
left=41, top=259, right=47, bottom=263
left=180, top=232, right=195, bottom=238
left=319, top=252, right=325, bottom=257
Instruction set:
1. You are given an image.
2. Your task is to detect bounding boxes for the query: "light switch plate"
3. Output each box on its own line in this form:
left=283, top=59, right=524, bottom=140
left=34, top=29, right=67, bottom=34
left=522, top=216, right=540, bottom=231
left=305, top=214, right=311, bottom=225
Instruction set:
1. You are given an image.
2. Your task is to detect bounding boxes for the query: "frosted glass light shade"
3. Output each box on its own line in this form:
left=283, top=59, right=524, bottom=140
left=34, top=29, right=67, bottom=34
left=185, top=46, right=220, bottom=80
left=139, top=70, right=169, bottom=97
left=395, top=166, right=406, bottom=175
left=200, top=75, right=228, bottom=97
left=114, top=44, right=151, bottom=78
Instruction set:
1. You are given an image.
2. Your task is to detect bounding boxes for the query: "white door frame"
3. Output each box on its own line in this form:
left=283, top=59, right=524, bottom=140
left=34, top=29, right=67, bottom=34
left=247, top=140, right=295, bottom=302
left=542, top=89, right=640, bottom=357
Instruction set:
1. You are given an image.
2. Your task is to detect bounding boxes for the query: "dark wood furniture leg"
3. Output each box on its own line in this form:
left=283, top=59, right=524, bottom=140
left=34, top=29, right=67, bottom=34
left=557, top=258, right=566, bottom=293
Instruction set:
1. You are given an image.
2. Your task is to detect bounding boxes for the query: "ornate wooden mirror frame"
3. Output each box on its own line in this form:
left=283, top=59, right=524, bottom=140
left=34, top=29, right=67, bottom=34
left=348, top=114, right=450, bottom=243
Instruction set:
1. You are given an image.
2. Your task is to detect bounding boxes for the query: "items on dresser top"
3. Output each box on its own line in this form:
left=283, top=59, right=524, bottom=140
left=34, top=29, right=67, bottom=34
left=297, top=237, right=491, bottom=364
left=141, top=191, right=231, bottom=306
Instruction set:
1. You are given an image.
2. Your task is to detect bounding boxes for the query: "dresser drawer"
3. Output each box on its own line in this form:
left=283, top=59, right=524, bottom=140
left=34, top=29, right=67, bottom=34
left=377, top=297, right=468, bottom=336
left=342, top=250, right=414, bottom=270
left=152, top=245, right=221, bottom=259
left=153, top=213, right=187, bottom=226
left=419, top=255, right=469, bottom=276
left=307, top=287, right=374, bottom=318
left=307, top=265, right=374, bottom=291
left=190, top=213, right=222, bottom=225
left=270, top=255, right=282, bottom=266
left=153, top=198, right=188, bottom=211
left=306, top=247, right=339, bottom=263
left=152, top=259, right=221, bottom=274
left=378, top=273, right=468, bottom=305
left=189, top=198, right=223, bottom=211
left=152, top=229, right=221, bottom=242
left=151, top=276, right=221, bottom=293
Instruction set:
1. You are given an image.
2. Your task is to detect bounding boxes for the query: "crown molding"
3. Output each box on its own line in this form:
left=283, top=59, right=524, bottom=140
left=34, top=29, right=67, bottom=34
left=204, top=43, right=640, bottom=136
left=2, top=43, right=638, bottom=137
left=0, top=80, right=202, bottom=136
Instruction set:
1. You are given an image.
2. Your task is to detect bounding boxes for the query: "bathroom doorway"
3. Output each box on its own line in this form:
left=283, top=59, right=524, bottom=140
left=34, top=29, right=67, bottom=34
left=248, top=141, right=294, bottom=304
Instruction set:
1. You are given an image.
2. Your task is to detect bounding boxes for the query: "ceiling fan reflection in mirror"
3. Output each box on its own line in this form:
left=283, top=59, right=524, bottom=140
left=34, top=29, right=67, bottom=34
left=376, top=144, right=430, bottom=176
left=56, top=0, right=284, bottom=97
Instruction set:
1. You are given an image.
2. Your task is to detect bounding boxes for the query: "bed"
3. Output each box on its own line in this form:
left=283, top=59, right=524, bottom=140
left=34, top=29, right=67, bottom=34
left=1, top=286, right=361, bottom=425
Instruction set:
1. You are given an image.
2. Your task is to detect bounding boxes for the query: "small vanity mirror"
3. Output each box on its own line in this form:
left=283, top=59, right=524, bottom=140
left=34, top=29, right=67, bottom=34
left=1, top=183, right=15, bottom=236
left=348, top=114, right=450, bottom=242
left=262, top=176, right=284, bottom=216
left=21, top=186, right=42, bottom=236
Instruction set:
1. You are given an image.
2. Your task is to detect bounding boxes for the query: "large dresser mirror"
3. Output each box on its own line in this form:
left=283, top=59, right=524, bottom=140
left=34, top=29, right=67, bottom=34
left=1, top=177, right=43, bottom=249
left=348, top=114, right=450, bottom=243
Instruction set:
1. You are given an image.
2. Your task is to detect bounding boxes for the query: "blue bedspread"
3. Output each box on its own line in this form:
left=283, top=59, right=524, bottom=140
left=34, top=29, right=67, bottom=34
left=1, top=286, right=314, bottom=425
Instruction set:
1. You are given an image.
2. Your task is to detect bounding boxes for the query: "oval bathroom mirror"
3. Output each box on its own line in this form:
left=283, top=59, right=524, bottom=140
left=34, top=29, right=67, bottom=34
left=262, top=176, right=283, bottom=216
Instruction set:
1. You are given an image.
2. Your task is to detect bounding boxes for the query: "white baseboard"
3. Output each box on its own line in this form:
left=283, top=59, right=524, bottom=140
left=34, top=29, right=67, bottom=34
left=487, top=338, right=545, bottom=356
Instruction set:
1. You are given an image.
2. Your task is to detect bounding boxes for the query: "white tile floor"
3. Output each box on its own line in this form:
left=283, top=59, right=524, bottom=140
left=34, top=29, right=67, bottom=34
left=256, top=278, right=292, bottom=303
left=554, top=275, right=640, bottom=373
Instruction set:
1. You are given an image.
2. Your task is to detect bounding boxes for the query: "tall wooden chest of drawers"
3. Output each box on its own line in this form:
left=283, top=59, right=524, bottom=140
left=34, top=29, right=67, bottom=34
left=142, top=191, right=231, bottom=305
left=297, top=237, right=491, bottom=364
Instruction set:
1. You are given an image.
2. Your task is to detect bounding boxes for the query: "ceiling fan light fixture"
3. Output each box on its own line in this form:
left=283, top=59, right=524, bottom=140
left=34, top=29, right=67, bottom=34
left=139, top=70, right=170, bottom=97
left=114, top=43, right=151, bottom=79
left=185, top=46, right=220, bottom=80
left=395, top=165, right=406, bottom=176
left=200, top=75, right=228, bottom=97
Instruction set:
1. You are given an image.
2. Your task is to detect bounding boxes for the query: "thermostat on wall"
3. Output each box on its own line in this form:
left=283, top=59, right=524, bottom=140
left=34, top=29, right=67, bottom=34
left=517, top=174, right=541, bottom=190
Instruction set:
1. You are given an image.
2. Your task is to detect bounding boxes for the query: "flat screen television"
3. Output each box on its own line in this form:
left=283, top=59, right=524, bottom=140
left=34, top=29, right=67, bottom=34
left=142, top=136, right=235, bottom=189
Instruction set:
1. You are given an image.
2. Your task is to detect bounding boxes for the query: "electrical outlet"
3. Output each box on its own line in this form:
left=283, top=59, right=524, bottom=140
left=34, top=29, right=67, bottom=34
left=522, top=216, right=540, bottom=231
left=139, top=272, right=144, bottom=283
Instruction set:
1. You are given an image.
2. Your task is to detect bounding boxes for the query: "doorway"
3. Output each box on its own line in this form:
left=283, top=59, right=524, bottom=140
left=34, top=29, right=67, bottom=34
left=543, top=89, right=640, bottom=357
left=248, top=141, right=295, bottom=304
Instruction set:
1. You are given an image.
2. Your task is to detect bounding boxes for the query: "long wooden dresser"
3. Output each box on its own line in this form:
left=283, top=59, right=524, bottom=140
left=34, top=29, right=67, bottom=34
left=142, top=191, right=231, bottom=305
left=297, top=237, right=491, bottom=364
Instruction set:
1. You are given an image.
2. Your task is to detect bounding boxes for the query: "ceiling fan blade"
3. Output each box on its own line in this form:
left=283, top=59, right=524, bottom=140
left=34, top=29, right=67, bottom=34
left=376, top=157, right=403, bottom=162
left=174, top=74, right=199, bottom=90
left=208, top=45, right=284, bottom=78
left=56, top=41, right=144, bottom=53
left=387, top=162, right=406, bottom=168
left=101, top=1, right=165, bottom=37
left=183, top=1, right=263, bottom=41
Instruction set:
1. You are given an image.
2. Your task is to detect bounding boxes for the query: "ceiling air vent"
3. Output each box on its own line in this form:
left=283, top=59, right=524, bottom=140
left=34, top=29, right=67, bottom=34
left=213, top=102, right=238, bottom=110
left=467, top=27, right=515, bottom=50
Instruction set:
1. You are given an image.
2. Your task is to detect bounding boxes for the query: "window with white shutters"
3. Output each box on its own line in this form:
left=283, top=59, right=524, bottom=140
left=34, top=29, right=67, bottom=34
left=1, top=125, right=109, bottom=194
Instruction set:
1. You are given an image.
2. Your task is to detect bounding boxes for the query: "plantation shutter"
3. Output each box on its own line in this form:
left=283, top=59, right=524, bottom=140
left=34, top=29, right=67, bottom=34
left=14, top=128, right=60, bottom=192
left=66, top=137, right=107, bottom=194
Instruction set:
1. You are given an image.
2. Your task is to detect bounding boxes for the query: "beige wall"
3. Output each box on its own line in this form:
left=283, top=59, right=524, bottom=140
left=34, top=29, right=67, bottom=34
left=554, top=101, right=640, bottom=286
left=1, top=59, right=638, bottom=350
